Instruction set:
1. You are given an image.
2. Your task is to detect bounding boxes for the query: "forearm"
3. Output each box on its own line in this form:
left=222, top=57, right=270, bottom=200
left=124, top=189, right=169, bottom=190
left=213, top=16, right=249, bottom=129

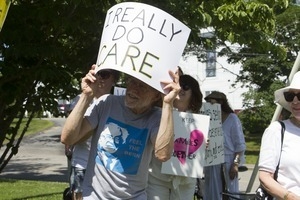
left=261, top=178, right=300, bottom=200
left=61, top=93, right=93, bottom=145
left=260, top=171, right=300, bottom=200
left=154, top=102, right=174, bottom=162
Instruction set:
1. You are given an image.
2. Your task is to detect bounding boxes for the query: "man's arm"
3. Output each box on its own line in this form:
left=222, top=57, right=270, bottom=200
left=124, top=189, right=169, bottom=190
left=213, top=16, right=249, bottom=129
left=154, top=102, right=175, bottom=161
left=61, top=93, right=94, bottom=145
left=154, top=70, right=180, bottom=162
left=61, top=66, right=99, bottom=145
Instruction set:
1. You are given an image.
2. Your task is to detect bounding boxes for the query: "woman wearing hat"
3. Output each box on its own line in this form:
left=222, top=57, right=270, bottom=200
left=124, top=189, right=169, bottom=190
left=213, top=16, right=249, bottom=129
left=147, top=74, right=203, bottom=200
left=203, top=91, right=246, bottom=200
left=258, top=71, right=300, bottom=199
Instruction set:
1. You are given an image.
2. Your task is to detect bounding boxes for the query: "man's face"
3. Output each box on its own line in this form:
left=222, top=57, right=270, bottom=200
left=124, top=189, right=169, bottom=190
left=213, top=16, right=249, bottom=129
left=125, top=76, right=160, bottom=114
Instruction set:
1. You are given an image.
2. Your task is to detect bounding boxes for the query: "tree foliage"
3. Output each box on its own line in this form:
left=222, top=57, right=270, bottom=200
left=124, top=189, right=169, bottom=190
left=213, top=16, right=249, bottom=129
left=0, top=0, right=117, bottom=172
left=237, top=4, right=300, bottom=134
left=0, top=0, right=289, bottom=171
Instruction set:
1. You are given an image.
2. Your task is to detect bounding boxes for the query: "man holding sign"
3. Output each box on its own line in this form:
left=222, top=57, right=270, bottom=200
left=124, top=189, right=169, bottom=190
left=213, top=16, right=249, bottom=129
left=61, top=2, right=191, bottom=200
left=62, top=69, right=180, bottom=199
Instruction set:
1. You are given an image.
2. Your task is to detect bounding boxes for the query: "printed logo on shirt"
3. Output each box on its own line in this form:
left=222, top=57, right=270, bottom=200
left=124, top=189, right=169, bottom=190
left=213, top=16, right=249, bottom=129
left=96, top=117, right=149, bottom=174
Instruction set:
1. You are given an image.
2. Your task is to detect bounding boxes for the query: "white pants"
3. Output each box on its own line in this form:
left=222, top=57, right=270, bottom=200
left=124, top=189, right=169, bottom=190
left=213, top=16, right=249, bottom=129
left=147, top=174, right=196, bottom=200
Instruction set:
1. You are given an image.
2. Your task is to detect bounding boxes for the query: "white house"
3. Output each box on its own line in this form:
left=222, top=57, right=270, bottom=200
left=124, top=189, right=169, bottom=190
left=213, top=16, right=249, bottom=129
left=179, top=54, right=248, bottom=112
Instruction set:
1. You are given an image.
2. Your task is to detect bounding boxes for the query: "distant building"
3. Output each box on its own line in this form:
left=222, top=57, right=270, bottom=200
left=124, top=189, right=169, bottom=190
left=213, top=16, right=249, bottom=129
left=179, top=53, right=248, bottom=112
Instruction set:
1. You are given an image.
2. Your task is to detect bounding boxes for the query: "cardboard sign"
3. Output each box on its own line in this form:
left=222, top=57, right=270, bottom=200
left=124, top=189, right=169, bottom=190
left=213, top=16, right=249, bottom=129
left=95, top=2, right=191, bottom=93
left=161, top=110, right=210, bottom=178
left=200, top=102, right=224, bottom=166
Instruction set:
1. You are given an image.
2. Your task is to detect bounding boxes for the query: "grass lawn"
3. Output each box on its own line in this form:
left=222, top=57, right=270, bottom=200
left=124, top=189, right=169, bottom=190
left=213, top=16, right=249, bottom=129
left=15, top=118, right=54, bottom=136
left=0, top=178, right=68, bottom=200
left=3, top=118, right=54, bottom=145
left=1, top=118, right=66, bottom=200
left=244, top=135, right=261, bottom=164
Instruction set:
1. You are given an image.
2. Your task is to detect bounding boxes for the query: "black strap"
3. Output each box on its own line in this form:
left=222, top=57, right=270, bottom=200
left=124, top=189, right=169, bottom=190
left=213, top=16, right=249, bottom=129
left=274, top=121, right=285, bottom=180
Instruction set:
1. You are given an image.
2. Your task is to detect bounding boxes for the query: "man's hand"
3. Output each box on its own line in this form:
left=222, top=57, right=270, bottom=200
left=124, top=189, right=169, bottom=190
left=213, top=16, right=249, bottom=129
left=161, top=70, right=181, bottom=105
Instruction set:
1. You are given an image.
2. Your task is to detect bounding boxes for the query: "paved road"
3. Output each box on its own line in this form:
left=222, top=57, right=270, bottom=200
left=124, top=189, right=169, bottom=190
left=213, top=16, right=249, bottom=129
left=0, top=118, right=68, bottom=182
left=0, top=117, right=260, bottom=193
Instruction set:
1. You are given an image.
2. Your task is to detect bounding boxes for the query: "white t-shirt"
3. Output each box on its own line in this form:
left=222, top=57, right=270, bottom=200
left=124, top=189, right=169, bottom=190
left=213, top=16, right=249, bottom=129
left=71, top=137, right=91, bottom=169
left=71, top=94, right=92, bottom=169
left=259, top=120, right=300, bottom=196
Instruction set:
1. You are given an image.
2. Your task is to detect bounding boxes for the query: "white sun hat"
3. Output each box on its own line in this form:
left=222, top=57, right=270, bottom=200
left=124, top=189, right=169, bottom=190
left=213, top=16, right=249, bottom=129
left=274, top=71, right=300, bottom=112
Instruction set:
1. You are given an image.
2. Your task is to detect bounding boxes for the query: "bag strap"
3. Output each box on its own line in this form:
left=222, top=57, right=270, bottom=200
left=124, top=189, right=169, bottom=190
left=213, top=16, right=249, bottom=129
left=274, top=121, right=285, bottom=180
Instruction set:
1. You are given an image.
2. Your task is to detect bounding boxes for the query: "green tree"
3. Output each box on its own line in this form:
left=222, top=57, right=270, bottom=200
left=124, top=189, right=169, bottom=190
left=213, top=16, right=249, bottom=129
left=0, top=0, right=288, bottom=172
left=237, top=4, right=300, bottom=135
left=0, top=0, right=115, bottom=172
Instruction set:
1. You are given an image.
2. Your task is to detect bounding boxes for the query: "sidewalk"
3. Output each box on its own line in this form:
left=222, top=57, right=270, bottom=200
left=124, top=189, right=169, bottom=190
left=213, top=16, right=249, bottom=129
left=0, top=150, right=260, bottom=192
left=0, top=118, right=69, bottom=182
left=239, top=164, right=259, bottom=193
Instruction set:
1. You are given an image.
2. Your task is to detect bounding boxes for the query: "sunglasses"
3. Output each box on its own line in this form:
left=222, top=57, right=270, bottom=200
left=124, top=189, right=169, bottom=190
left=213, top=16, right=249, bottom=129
left=284, top=92, right=300, bottom=102
left=180, top=84, right=191, bottom=91
left=97, top=70, right=111, bottom=80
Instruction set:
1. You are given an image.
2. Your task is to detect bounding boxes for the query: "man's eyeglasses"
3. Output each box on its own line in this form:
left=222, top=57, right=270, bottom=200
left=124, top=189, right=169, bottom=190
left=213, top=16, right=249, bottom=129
left=180, top=84, right=191, bottom=91
left=97, top=70, right=111, bottom=80
left=284, top=92, right=300, bottom=102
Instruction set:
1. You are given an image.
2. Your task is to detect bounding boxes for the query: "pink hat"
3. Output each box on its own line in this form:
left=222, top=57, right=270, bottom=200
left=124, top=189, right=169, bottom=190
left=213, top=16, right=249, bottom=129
left=274, top=71, right=300, bottom=112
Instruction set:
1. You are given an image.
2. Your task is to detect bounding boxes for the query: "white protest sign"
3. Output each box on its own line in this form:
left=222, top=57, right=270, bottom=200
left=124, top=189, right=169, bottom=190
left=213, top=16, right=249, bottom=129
left=161, top=110, right=210, bottom=178
left=113, top=86, right=126, bottom=96
left=95, top=2, right=191, bottom=93
left=200, top=102, right=224, bottom=166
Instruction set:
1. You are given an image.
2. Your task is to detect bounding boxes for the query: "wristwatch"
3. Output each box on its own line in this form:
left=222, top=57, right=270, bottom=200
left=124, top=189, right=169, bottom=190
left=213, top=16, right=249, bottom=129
left=233, top=156, right=240, bottom=165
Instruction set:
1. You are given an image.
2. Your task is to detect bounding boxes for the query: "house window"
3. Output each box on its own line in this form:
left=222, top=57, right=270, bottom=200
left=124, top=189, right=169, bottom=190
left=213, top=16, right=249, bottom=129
left=206, top=51, right=216, bottom=77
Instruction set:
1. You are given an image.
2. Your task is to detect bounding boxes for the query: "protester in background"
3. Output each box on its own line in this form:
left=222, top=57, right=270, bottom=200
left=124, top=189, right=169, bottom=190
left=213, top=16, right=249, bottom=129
left=258, top=71, right=300, bottom=199
left=68, top=65, right=120, bottom=200
left=63, top=94, right=81, bottom=200
left=147, top=74, right=203, bottom=200
left=61, top=66, right=181, bottom=199
left=204, top=91, right=246, bottom=200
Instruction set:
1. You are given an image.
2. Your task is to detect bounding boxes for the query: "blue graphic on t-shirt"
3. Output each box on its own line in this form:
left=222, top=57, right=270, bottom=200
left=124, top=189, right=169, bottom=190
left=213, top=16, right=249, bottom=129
left=96, top=117, right=149, bottom=175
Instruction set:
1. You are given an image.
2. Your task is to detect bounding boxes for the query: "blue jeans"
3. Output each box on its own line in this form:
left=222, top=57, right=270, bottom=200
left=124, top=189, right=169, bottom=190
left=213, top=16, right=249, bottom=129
left=70, top=167, right=86, bottom=193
